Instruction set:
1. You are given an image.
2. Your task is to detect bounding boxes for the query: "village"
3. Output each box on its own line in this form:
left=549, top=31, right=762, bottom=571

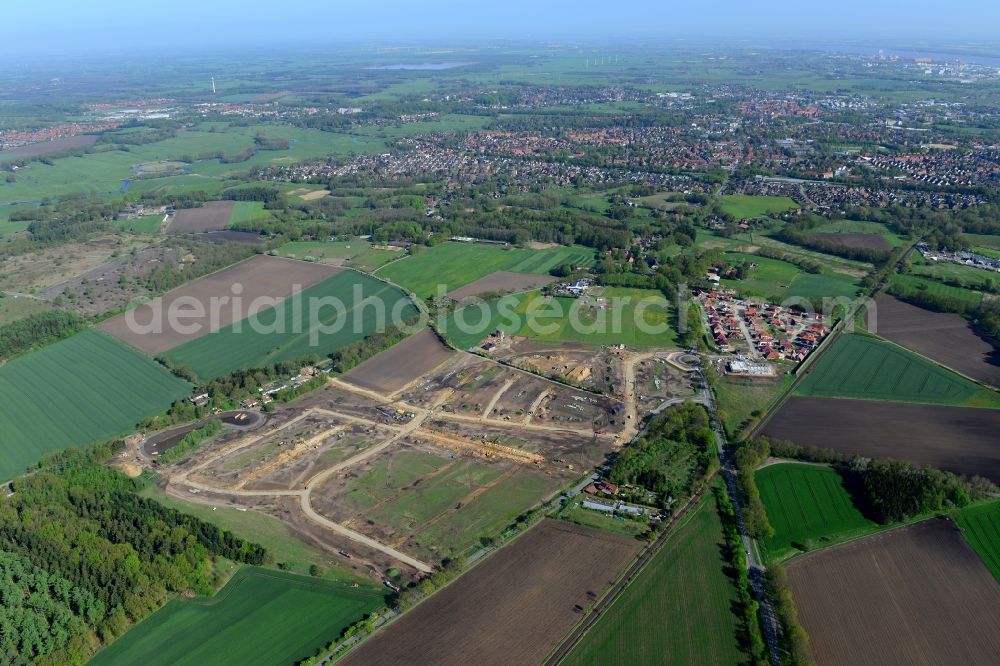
left=697, top=287, right=829, bottom=375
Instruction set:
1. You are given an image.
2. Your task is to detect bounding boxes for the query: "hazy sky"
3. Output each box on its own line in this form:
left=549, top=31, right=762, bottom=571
left=3, top=0, right=998, bottom=56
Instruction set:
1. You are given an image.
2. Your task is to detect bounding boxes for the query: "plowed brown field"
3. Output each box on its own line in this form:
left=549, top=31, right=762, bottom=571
left=787, top=518, right=1000, bottom=665
left=341, top=520, right=639, bottom=666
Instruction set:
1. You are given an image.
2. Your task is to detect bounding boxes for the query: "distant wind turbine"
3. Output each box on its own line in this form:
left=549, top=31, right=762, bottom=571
left=211, top=77, right=216, bottom=94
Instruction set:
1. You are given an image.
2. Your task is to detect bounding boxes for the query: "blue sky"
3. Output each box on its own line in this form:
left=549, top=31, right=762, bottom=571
left=3, top=1, right=998, bottom=56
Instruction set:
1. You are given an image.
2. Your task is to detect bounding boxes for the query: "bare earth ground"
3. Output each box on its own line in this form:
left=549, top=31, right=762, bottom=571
left=340, top=520, right=640, bottom=666
left=787, top=518, right=1000, bottom=666
left=447, top=271, right=558, bottom=299
left=98, top=255, right=339, bottom=354
left=764, top=396, right=1000, bottom=482
left=165, top=201, right=235, bottom=234
left=809, top=232, right=890, bottom=252
left=0, top=235, right=144, bottom=294
left=871, top=294, right=1000, bottom=386
left=342, top=328, right=456, bottom=395
left=498, top=338, right=622, bottom=394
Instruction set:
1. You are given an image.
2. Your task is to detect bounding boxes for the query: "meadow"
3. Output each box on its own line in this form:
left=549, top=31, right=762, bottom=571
left=805, top=219, right=907, bottom=247
left=0, top=330, right=191, bottom=480
left=891, top=274, right=984, bottom=308
left=140, top=484, right=365, bottom=583
left=908, top=259, right=1000, bottom=292
left=230, top=201, right=272, bottom=226
left=0, top=123, right=388, bottom=204
left=719, top=194, right=799, bottom=218
left=561, top=492, right=747, bottom=666
left=276, top=239, right=402, bottom=271
left=720, top=251, right=860, bottom=302
left=375, top=242, right=595, bottom=299
left=163, top=270, right=417, bottom=379
left=442, top=288, right=676, bottom=350
left=954, top=500, right=1000, bottom=583
left=796, top=334, right=1000, bottom=407
left=90, top=567, right=386, bottom=666
left=756, top=462, right=877, bottom=562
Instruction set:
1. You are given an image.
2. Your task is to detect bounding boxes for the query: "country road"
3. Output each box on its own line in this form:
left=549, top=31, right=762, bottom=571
left=700, top=368, right=783, bottom=665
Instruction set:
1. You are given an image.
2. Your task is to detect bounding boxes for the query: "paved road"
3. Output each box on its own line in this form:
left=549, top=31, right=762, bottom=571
left=700, top=369, right=783, bottom=665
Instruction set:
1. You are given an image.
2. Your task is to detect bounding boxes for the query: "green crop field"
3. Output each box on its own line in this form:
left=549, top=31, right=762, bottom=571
left=276, top=239, right=402, bottom=271
left=756, top=463, right=877, bottom=562
left=90, top=567, right=386, bottom=666
left=0, top=329, right=191, bottom=481
left=561, top=491, right=747, bottom=666
left=891, top=274, right=983, bottom=308
left=954, top=501, right=1000, bottom=583
left=720, top=194, right=799, bottom=218
left=163, top=271, right=417, bottom=379
left=375, top=242, right=595, bottom=299
left=796, top=334, right=1000, bottom=407
left=442, top=288, right=676, bottom=350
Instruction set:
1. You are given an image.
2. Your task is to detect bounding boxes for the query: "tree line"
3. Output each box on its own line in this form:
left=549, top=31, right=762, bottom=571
left=0, top=310, right=84, bottom=361
left=0, top=443, right=269, bottom=664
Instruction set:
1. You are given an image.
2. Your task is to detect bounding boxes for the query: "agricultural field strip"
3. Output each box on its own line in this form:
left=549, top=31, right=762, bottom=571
left=795, top=333, right=993, bottom=405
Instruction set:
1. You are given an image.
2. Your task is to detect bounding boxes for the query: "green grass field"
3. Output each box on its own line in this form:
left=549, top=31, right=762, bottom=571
left=720, top=195, right=799, bottom=218
left=555, top=496, right=650, bottom=538
left=721, top=251, right=860, bottom=302
left=796, top=334, right=1000, bottom=407
left=0, top=294, right=53, bottom=325
left=954, top=500, right=1000, bottom=583
left=962, top=233, right=1000, bottom=252
left=376, top=242, right=596, bottom=299
left=442, top=288, right=676, bottom=350
left=230, top=201, right=271, bottom=226
left=713, top=372, right=794, bottom=439
left=0, top=329, right=191, bottom=481
left=275, top=239, right=402, bottom=271
left=561, top=491, right=747, bottom=666
left=163, top=271, right=417, bottom=379
left=908, top=259, right=1000, bottom=292
left=90, top=567, right=386, bottom=666
left=340, top=450, right=554, bottom=559
left=140, top=484, right=365, bottom=583
left=0, top=124, right=388, bottom=204
left=113, top=214, right=166, bottom=235
left=756, top=463, right=877, bottom=562
left=891, top=274, right=983, bottom=308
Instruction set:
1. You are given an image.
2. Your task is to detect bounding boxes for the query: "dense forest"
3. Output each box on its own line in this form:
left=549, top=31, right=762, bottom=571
left=607, top=402, right=717, bottom=505
left=0, top=310, right=84, bottom=361
left=0, top=444, right=269, bottom=664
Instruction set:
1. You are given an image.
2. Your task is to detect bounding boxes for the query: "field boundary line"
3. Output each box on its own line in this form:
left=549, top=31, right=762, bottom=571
left=542, top=473, right=719, bottom=666
left=325, top=514, right=546, bottom=664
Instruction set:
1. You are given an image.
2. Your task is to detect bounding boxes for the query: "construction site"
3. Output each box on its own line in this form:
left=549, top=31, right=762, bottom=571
left=147, top=332, right=692, bottom=581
